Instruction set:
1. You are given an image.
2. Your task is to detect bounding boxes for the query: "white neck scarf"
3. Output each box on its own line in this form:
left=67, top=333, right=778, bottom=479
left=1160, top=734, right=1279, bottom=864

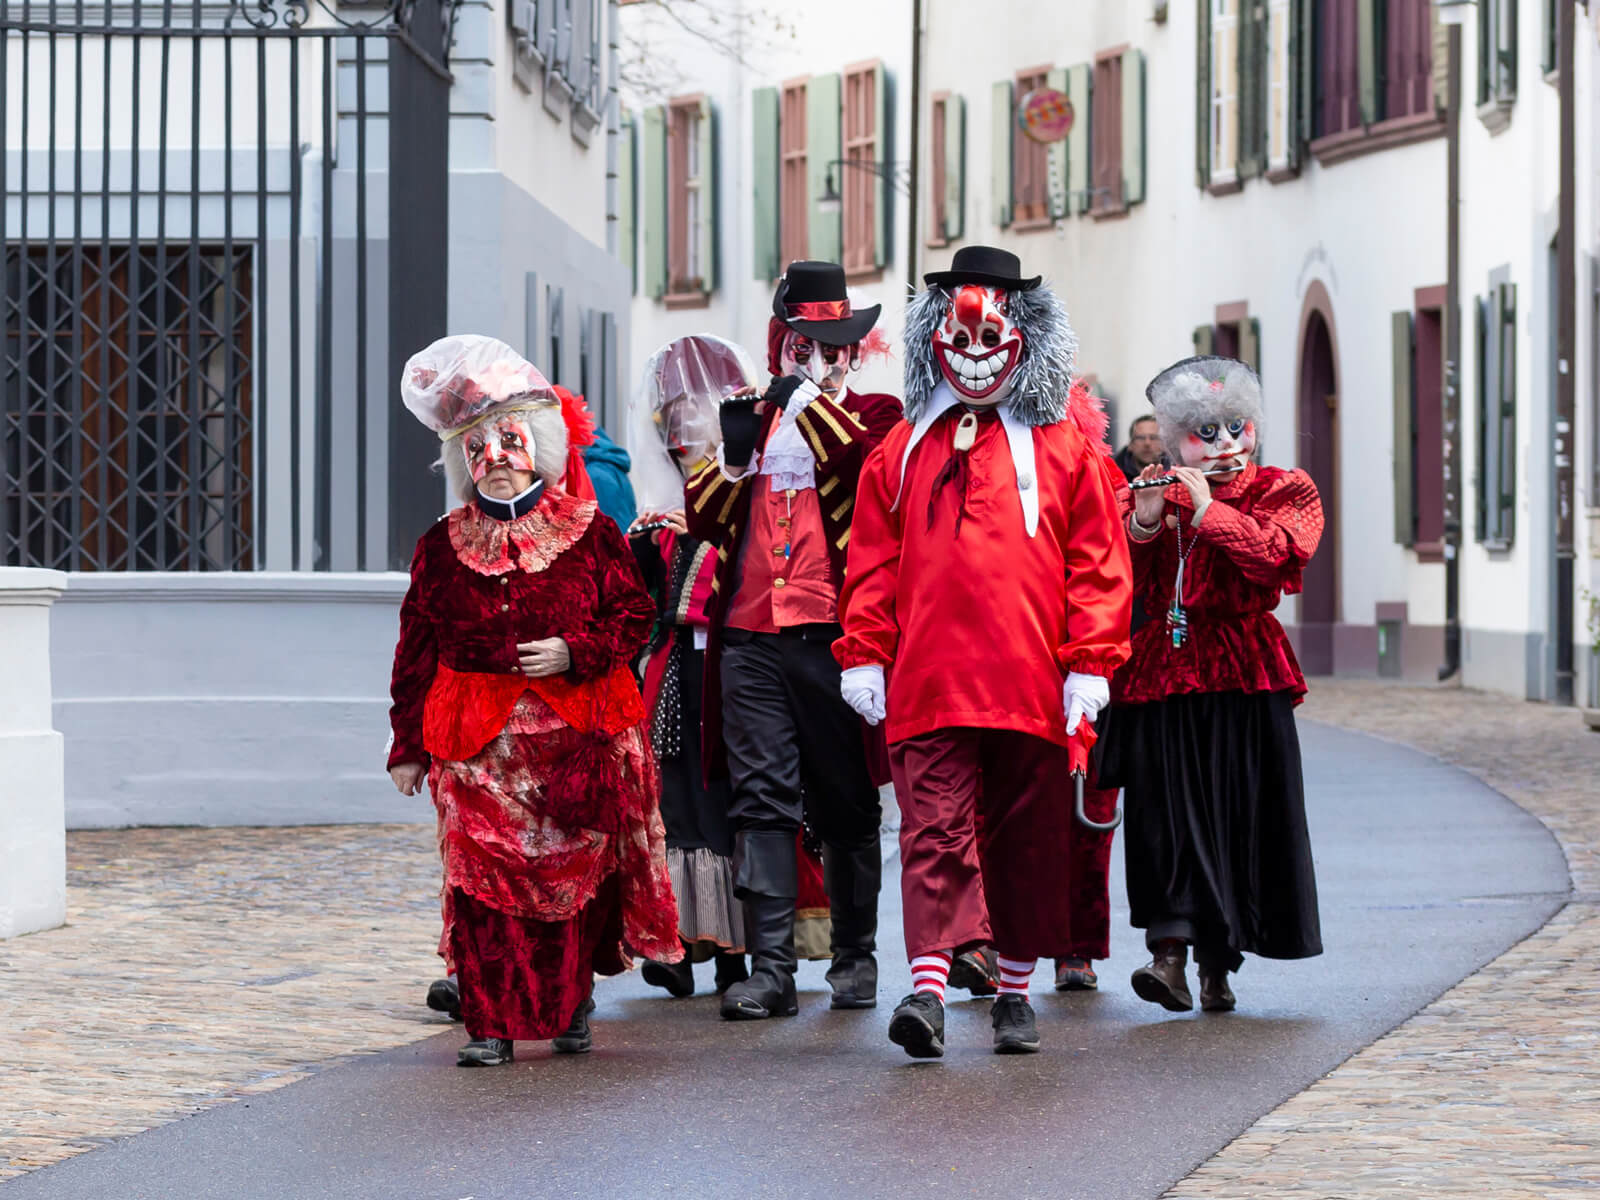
left=757, top=379, right=829, bottom=492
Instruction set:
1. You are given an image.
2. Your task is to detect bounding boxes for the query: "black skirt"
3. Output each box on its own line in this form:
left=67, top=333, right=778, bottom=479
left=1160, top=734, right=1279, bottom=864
left=656, top=642, right=733, bottom=857
left=1095, top=689, right=1322, bottom=966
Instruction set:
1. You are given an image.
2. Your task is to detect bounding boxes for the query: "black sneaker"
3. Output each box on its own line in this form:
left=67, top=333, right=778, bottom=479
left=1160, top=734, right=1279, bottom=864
left=426, top=977, right=461, bottom=1021
left=887, top=991, right=945, bottom=1059
left=990, top=995, right=1041, bottom=1054
left=552, top=996, right=595, bottom=1054
left=456, top=1037, right=513, bottom=1067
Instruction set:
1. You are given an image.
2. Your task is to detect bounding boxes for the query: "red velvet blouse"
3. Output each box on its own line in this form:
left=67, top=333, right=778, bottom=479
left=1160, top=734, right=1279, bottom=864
left=387, top=491, right=654, bottom=771
left=1113, top=463, right=1324, bottom=706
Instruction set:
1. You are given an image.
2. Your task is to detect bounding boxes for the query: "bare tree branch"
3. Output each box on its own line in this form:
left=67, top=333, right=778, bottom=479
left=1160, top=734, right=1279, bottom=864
left=618, top=0, right=796, bottom=100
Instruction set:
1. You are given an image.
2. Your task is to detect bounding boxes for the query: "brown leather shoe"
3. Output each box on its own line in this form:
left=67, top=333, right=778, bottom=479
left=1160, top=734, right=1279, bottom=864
left=1130, top=939, right=1193, bottom=1012
left=1199, top=968, right=1236, bottom=1012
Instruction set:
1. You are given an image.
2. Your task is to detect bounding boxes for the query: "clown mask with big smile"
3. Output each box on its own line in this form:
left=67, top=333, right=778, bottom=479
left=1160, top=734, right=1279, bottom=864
left=931, top=285, right=1024, bottom=405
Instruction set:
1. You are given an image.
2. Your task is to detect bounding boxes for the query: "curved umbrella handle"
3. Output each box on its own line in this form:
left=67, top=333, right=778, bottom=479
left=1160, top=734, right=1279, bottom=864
left=1073, top=772, right=1122, bottom=832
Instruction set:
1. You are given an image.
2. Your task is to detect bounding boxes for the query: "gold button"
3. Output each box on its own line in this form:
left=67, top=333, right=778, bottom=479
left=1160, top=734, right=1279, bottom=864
left=785, top=489, right=796, bottom=499
left=777, top=517, right=791, bottom=529
left=500, top=577, right=508, bottom=586
left=773, top=545, right=786, bottom=556
left=774, top=578, right=786, bottom=588
left=501, top=603, right=510, bottom=612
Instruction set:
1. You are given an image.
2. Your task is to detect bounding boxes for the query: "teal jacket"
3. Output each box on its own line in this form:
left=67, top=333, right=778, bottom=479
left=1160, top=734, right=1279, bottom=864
left=584, top=428, right=637, bottom=532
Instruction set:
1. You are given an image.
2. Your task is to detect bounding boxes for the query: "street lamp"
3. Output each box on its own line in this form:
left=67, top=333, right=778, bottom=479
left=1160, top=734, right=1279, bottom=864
left=816, top=159, right=912, bottom=214
left=1434, top=0, right=1474, bottom=26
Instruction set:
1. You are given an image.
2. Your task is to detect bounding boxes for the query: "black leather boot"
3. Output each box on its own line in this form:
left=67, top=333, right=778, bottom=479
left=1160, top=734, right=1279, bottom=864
left=823, top=841, right=881, bottom=1010
left=551, top=996, right=595, bottom=1054
left=721, top=893, right=798, bottom=1019
left=713, top=951, right=749, bottom=994
left=642, top=954, right=695, bottom=998
left=722, top=831, right=799, bottom=1021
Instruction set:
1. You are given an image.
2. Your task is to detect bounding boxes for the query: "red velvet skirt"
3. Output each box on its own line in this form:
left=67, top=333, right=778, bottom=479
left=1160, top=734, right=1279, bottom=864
left=448, top=880, right=624, bottom=1041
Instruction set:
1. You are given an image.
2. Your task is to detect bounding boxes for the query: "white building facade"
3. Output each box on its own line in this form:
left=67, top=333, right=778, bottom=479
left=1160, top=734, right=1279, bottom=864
left=3, top=0, right=634, bottom=825
left=616, top=0, right=1600, bottom=704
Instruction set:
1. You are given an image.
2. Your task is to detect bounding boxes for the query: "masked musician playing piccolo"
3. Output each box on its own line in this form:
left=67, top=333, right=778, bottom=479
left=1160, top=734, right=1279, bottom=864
left=1095, top=355, right=1325, bottom=1016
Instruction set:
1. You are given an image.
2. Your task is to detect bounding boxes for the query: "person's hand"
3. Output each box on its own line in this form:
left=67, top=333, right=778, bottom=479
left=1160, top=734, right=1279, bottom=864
left=629, top=509, right=688, bottom=542
left=719, top=397, right=761, bottom=470
left=840, top=664, right=887, bottom=726
left=1063, top=672, right=1110, bottom=735
left=764, top=374, right=805, bottom=412
left=1171, top=466, right=1212, bottom=518
left=1132, top=464, right=1168, bottom=531
left=518, top=637, right=572, bottom=678
left=389, top=762, right=426, bottom=796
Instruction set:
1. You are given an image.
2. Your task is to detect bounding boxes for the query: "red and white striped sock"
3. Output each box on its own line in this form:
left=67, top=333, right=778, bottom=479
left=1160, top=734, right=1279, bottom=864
left=996, top=955, right=1036, bottom=997
left=910, top=951, right=953, bottom=1002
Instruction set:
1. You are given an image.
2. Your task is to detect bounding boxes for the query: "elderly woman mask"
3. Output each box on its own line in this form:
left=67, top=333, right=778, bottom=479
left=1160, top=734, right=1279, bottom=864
left=1146, top=357, right=1263, bottom=483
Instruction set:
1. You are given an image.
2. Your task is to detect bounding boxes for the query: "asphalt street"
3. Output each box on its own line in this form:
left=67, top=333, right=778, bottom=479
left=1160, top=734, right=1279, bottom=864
left=8, top=720, right=1569, bottom=1200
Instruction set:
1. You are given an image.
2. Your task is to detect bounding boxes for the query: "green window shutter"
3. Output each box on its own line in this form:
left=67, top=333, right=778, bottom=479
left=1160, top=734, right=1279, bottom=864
left=1285, top=0, right=1304, bottom=170
left=1296, top=0, right=1314, bottom=147
left=1238, top=0, right=1263, bottom=177
left=619, top=112, right=637, bottom=293
left=752, top=86, right=780, bottom=282
left=641, top=105, right=668, bottom=300
left=991, top=79, right=1013, bottom=229
left=1241, top=315, right=1261, bottom=376
left=1477, top=0, right=1492, bottom=105
left=1196, top=0, right=1212, bottom=187
left=943, top=93, right=966, bottom=241
left=1122, top=48, right=1146, bottom=206
left=1046, top=67, right=1070, bottom=219
left=1496, top=280, right=1517, bottom=546
left=807, top=72, right=842, bottom=263
left=1357, top=0, right=1380, bottom=124
left=1193, top=324, right=1215, bottom=355
left=873, top=62, right=891, bottom=270
left=1066, top=63, right=1093, bottom=215
left=1392, top=310, right=1416, bottom=546
left=698, top=96, right=718, bottom=295
left=1543, top=0, right=1557, bottom=75
left=1474, top=295, right=1488, bottom=543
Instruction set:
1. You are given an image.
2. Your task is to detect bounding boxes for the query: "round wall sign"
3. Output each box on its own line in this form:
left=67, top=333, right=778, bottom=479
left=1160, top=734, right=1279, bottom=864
left=1018, top=88, right=1074, bottom=144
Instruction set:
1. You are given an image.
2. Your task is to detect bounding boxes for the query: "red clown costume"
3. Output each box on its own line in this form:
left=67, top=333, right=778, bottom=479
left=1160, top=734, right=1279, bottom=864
left=835, top=247, right=1132, bottom=1058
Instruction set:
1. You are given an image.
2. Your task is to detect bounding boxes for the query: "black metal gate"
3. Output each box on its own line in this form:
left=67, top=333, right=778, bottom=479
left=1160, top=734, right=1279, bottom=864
left=1, top=0, right=454, bottom=572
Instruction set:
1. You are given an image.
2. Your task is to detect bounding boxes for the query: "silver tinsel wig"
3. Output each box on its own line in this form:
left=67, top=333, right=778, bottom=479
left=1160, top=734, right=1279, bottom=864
left=902, top=282, right=1079, bottom=427
left=1144, top=355, right=1264, bottom=455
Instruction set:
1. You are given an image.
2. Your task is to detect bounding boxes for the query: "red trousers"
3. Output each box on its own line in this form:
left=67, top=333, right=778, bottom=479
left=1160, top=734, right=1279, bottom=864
left=891, top=727, right=1113, bottom=961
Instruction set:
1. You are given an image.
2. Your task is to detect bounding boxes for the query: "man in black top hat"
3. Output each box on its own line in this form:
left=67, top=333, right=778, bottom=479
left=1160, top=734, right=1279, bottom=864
left=685, top=261, right=902, bottom=1021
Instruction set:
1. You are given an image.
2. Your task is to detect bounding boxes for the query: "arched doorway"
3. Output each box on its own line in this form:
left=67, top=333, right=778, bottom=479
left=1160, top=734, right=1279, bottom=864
left=1297, top=304, right=1339, bottom=676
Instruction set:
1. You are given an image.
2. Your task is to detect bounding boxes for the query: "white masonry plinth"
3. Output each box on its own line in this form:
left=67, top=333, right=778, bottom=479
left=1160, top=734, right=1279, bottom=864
left=0, top=567, right=69, bottom=939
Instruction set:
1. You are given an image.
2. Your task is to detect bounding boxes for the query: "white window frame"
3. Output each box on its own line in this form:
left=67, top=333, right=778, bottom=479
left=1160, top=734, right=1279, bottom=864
left=1210, top=0, right=1240, bottom=185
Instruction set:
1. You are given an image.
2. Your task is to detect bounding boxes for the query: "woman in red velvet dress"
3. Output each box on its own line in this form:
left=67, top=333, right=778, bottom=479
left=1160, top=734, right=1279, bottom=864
left=386, top=335, right=681, bottom=1066
left=1096, top=355, right=1324, bottom=1016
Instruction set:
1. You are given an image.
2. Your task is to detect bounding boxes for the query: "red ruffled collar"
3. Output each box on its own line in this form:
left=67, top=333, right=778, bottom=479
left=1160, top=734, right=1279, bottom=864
left=448, top=488, right=597, bottom=576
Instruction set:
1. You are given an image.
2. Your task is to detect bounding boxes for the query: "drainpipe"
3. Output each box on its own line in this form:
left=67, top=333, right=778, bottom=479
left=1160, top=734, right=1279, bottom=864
left=1440, top=19, right=1463, bottom=681
left=1553, top=0, right=1577, bottom=704
left=905, top=0, right=924, bottom=299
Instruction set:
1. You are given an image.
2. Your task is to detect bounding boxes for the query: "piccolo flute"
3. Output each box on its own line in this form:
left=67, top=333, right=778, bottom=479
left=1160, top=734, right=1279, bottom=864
left=1128, top=465, right=1240, bottom=491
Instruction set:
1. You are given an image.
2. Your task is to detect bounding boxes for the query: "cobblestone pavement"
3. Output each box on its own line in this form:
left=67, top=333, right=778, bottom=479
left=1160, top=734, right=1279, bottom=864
left=0, top=825, right=448, bottom=1181
left=1169, top=680, right=1600, bottom=1199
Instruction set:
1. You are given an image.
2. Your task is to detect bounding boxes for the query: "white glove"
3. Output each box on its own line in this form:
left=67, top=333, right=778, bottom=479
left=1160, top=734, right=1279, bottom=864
left=1063, top=672, right=1110, bottom=735
left=840, top=664, right=887, bottom=726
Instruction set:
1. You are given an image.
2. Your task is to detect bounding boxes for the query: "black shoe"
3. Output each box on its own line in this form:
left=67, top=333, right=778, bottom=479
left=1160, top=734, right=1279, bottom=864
left=720, top=968, right=798, bottom=1020
left=713, top=952, right=749, bottom=994
left=825, top=953, right=878, bottom=1009
left=426, top=977, right=461, bottom=1021
left=948, top=947, right=999, bottom=996
left=887, top=991, right=946, bottom=1059
left=551, top=996, right=595, bottom=1054
left=456, top=1037, right=513, bottom=1067
left=641, top=956, right=695, bottom=998
left=1053, top=957, right=1099, bottom=992
left=991, top=995, right=1041, bottom=1054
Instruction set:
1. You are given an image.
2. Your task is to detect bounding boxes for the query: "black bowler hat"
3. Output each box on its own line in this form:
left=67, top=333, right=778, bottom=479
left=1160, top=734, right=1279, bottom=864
left=771, top=260, right=882, bottom=346
left=923, top=245, right=1042, bottom=292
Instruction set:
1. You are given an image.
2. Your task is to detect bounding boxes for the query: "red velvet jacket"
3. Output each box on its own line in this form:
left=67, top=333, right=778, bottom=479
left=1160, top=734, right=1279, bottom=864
left=387, top=492, right=654, bottom=771
left=1112, top=463, right=1323, bottom=705
left=683, top=387, right=903, bottom=781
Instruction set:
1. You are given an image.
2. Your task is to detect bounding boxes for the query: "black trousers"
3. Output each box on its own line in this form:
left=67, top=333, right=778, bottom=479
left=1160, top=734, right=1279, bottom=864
left=720, top=626, right=882, bottom=896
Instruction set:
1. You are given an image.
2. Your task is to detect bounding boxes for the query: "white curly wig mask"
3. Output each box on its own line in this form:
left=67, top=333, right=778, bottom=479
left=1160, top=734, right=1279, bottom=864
left=903, top=282, right=1079, bottom=426
left=1145, top=355, right=1264, bottom=457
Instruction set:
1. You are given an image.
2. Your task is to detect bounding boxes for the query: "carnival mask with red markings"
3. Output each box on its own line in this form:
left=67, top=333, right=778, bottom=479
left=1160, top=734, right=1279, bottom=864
left=931, top=285, right=1025, bottom=406
left=1176, top=406, right=1257, bottom=479
left=463, top=413, right=538, bottom=483
left=780, top=329, right=857, bottom=394
left=1146, top=356, right=1265, bottom=483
